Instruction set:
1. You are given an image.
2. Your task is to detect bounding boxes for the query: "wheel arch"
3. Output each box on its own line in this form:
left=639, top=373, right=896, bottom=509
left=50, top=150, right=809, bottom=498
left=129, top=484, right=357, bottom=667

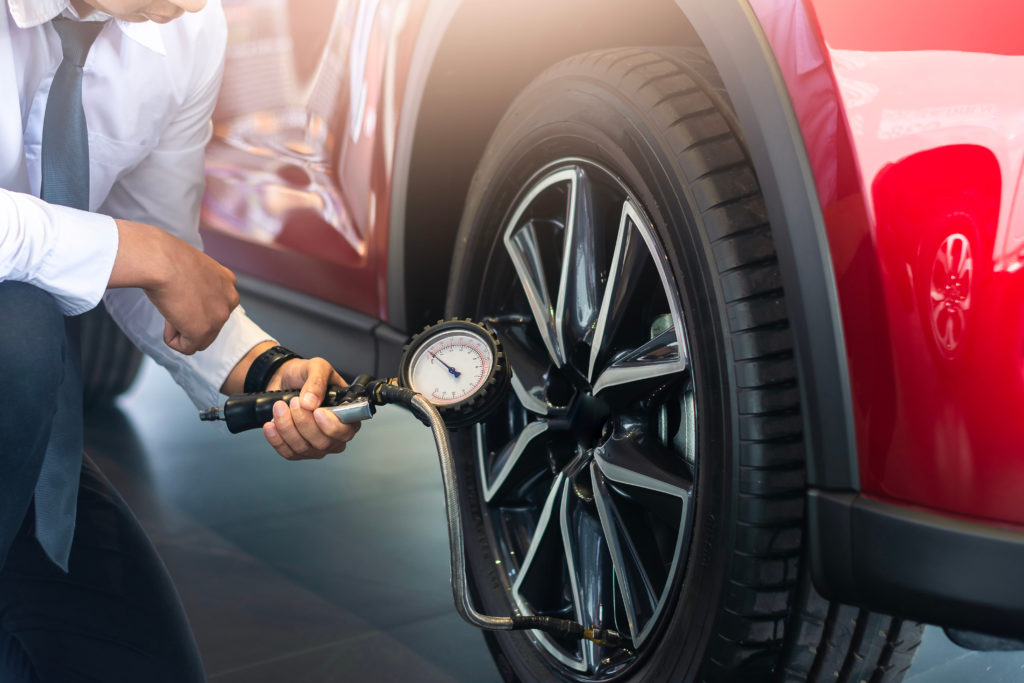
left=391, top=0, right=699, bottom=326
left=674, top=0, right=858, bottom=493
left=390, top=0, right=859, bottom=494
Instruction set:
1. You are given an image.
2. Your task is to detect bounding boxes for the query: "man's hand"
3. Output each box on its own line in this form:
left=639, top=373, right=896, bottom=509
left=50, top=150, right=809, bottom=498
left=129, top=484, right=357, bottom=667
left=260, top=357, right=360, bottom=460
left=109, top=219, right=239, bottom=354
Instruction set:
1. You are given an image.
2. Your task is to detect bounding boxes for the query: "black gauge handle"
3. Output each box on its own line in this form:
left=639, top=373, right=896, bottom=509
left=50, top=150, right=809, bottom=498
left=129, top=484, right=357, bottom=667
left=219, top=385, right=373, bottom=434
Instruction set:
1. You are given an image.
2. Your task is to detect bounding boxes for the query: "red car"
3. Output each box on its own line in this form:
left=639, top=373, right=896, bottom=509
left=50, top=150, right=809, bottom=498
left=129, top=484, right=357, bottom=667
left=187, top=0, right=1024, bottom=679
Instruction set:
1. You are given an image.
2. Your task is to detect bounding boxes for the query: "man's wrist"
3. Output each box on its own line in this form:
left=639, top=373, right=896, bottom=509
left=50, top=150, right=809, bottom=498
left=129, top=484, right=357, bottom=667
left=220, top=340, right=277, bottom=395
left=244, top=344, right=303, bottom=393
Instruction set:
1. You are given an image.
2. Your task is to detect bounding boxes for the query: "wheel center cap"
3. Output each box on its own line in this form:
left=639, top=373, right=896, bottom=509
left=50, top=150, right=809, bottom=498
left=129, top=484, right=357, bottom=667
left=568, top=391, right=612, bottom=449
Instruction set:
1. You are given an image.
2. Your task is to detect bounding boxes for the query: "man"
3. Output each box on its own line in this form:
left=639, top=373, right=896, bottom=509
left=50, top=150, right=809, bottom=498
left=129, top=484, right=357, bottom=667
left=0, top=0, right=357, bottom=680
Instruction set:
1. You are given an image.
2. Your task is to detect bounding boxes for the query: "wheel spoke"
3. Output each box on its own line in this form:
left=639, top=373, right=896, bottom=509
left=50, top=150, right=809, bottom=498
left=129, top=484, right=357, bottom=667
left=512, top=475, right=589, bottom=671
left=589, top=200, right=689, bottom=395
left=489, top=318, right=557, bottom=415
left=478, top=420, right=550, bottom=504
left=594, top=429, right=692, bottom=501
left=560, top=481, right=607, bottom=672
left=592, top=327, right=689, bottom=396
left=588, top=202, right=649, bottom=382
left=591, top=463, right=657, bottom=642
left=956, top=243, right=971, bottom=279
left=555, top=167, right=602, bottom=358
left=506, top=220, right=563, bottom=367
left=513, top=475, right=565, bottom=600
left=504, top=168, right=579, bottom=367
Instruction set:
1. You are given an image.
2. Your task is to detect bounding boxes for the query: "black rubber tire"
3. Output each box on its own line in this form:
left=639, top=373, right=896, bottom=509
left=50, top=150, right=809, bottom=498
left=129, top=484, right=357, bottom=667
left=79, top=303, right=143, bottom=408
left=780, top=572, right=924, bottom=683
left=445, top=47, right=922, bottom=682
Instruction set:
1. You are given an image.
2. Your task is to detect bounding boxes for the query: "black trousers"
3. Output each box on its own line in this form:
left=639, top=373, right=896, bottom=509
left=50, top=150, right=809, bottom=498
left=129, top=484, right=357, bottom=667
left=0, top=283, right=205, bottom=682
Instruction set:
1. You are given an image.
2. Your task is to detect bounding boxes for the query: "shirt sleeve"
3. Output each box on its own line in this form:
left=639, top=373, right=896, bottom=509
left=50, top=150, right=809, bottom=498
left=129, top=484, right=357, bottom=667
left=0, top=188, right=118, bottom=316
left=98, top=6, right=273, bottom=409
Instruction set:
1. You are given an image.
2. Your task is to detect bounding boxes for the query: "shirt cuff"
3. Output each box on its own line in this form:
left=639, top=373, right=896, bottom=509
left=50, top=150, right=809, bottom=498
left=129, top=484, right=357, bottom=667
left=35, top=206, right=118, bottom=316
left=179, top=306, right=274, bottom=408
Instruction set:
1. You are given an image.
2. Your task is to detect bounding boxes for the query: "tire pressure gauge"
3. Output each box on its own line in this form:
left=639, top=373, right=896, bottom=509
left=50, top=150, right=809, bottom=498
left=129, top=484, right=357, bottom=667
left=201, top=318, right=511, bottom=433
left=399, top=319, right=511, bottom=429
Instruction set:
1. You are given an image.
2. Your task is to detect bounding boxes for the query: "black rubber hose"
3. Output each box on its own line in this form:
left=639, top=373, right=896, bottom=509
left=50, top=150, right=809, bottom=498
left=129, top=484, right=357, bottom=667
left=371, top=381, right=431, bottom=426
left=511, top=616, right=584, bottom=639
left=347, top=374, right=375, bottom=397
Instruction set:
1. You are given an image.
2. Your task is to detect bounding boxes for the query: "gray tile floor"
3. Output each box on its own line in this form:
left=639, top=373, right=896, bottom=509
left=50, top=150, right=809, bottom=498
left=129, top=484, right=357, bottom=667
left=84, top=359, right=1024, bottom=682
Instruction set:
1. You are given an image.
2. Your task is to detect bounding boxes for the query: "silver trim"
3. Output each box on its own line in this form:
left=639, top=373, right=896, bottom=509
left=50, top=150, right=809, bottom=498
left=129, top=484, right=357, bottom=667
left=553, top=168, right=580, bottom=363
left=591, top=464, right=645, bottom=642
left=477, top=420, right=549, bottom=504
left=511, top=475, right=588, bottom=672
left=560, top=480, right=596, bottom=672
left=591, top=461, right=690, bottom=648
left=590, top=200, right=689, bottom=395
left=503, top=167, right=578, bottom=367
left=510, top=374, right=550, bottom=415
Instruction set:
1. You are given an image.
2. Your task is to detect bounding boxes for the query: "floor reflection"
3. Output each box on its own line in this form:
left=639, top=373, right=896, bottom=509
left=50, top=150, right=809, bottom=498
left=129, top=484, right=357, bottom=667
left=84, top=359, right=499, bottom=682
left=83, top=360, right=1024, bottom=682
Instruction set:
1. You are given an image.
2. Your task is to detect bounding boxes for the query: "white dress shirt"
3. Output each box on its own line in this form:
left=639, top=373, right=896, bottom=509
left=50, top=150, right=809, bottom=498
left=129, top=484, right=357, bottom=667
left=1, top=0, right=272, bottom=409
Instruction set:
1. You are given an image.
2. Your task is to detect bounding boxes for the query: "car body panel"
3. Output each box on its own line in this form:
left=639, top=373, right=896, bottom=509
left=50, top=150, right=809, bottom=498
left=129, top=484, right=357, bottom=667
left=202, top=0, right=429, bottom=321
left=752, top=0, right=1024, bottom=526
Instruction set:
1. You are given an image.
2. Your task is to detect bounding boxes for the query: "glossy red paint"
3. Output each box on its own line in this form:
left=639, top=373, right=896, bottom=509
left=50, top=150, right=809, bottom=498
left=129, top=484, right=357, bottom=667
left=200, top=0, right=427, bottom=321
left=753, top=0, right=1024, bottom=524
left=812, top=0, right=1024, bottom=56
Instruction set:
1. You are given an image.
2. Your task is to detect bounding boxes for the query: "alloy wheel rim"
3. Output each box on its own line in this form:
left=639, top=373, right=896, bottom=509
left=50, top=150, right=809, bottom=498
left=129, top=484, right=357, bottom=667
left=473, top=159, right=697, bottom=677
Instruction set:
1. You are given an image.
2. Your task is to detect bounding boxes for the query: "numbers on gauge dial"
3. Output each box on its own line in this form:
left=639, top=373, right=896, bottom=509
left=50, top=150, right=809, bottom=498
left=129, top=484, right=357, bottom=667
left=408, top=332, right=493, bottom=405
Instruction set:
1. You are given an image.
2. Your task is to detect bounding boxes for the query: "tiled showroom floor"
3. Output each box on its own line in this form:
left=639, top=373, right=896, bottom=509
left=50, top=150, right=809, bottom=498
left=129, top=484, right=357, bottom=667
left=83, top=359, right=1024, bottom=682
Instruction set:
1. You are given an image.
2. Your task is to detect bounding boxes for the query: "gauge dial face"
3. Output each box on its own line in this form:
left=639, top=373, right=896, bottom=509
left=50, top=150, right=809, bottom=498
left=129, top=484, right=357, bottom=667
left=406, top=330, right=494, bottom=406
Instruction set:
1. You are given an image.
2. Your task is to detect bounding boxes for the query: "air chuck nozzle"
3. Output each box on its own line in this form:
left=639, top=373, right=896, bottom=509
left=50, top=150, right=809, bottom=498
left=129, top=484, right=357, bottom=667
left=583, top=627, right=625, bottom=648
left=198, top=407, right=224, bottom=422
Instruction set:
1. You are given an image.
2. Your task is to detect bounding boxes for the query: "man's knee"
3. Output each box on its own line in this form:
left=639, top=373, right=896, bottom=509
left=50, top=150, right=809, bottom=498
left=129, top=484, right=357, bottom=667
left=0, top=282, right=66, bottom=396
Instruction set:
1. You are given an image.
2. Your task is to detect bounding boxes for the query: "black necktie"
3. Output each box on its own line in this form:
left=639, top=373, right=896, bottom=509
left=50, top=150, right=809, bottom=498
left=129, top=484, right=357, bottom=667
left=35, top=16, right=106, bottom=570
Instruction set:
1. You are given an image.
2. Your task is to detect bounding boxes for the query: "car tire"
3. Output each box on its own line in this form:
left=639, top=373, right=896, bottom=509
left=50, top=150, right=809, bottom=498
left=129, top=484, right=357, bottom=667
left=446, top=47, right=922, bottom=681
left=79, top=303, right=143, bottom=409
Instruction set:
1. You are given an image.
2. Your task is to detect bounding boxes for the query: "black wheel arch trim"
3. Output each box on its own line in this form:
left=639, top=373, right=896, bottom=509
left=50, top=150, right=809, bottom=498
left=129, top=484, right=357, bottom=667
left=386, top=0, right=462, bottom=334
left=393, top=0, right=701, bottom=337
left=810, top=490, right=1024, bottom=636
left=676, top=0, right=859, bottom=492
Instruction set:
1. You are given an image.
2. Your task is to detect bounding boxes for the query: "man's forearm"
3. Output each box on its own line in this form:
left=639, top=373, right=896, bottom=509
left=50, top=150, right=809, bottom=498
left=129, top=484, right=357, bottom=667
left=106, top=218, right=241, bottom=355
left=107, top=219, right=172, bottom=290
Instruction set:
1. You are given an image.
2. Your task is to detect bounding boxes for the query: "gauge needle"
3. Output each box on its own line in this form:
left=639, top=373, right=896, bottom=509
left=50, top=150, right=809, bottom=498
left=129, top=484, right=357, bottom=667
left=429, top=351, right=461, bottom=378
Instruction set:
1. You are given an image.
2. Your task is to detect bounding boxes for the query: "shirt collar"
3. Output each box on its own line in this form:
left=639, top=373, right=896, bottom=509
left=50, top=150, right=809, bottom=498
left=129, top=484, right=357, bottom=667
left=8, top=0, right=166, bottom=55
left=114, top=18, right=165, bottom=55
